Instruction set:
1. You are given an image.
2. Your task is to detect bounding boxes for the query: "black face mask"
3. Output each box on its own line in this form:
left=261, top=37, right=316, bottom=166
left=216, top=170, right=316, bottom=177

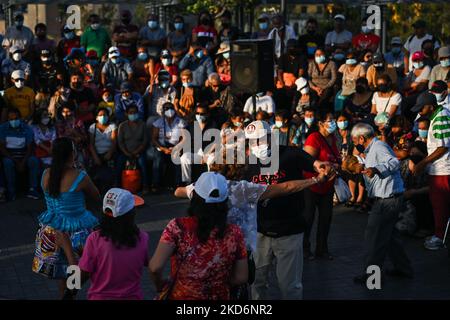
left=423, top=48, right=433, bottom=57
left=307, top=29, right=315, bottom=34
left=355, top=85, right=367, bottom=94
left=375, top=65, right=384, bottom=71
left=222, top=22, right=230, bottom=29
left=201, top=18, right=210, bottom=25
left=121, top=18, right=131, bottom=25
left=356, top=144, right=366, bottom=153
left=378, top=84, right=390, bottom=93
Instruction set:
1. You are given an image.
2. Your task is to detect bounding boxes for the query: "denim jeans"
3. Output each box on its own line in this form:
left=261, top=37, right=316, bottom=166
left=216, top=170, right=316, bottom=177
left=147, top=146, right=181, bottom=187
left=2, top=156, right=40, bottom=196
left=116, top=153, right=148, bottom=187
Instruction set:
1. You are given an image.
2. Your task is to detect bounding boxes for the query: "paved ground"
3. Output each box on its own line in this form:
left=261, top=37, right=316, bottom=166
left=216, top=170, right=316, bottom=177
left=0, top=191, right=449, bottom=300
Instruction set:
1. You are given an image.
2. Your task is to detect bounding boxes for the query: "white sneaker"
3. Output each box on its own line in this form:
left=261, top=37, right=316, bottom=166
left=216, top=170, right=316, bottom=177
left=424, top=236, right=444, bottom=250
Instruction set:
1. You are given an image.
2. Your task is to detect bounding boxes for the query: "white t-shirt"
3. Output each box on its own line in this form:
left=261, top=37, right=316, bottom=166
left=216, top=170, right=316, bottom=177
left=267, top=25, right=297, bottom=59
left=427, top=106, right=450, bottom=175
left=325, top=30, right=353, bottom=46
left=152, top=116, right=186, bottom=146
left=89, top=123, right=117, bottom=155
left=243, top=95, right=275, bottom=115
left=372, top=92, right=402, bottom=115
left=403, top=34, right=440, bottom=71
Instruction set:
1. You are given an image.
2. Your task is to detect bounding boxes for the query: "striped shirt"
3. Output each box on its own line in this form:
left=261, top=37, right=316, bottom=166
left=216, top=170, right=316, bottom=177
left=427, top=106, right=450, bottom=175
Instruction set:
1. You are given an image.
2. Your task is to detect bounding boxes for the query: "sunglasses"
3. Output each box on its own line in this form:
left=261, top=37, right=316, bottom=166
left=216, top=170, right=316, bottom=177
left=14, top=78, right=25, bottom=82
left=196, top=112, right=207, bottom=116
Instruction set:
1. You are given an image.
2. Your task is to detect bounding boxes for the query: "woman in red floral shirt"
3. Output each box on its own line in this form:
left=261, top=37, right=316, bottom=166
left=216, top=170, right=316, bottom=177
left=149, top=172, right=248, bottom=300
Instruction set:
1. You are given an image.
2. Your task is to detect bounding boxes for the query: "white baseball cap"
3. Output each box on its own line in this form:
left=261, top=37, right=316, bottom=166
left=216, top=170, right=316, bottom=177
left=194, top=172, right=228, bottom=204
left=334, top=14, right=346, bottom=21
left=295, top=77, right=308, bottom=92
left=108, top=46, right=120, bottom=58
left=11, top=70, right=25, bottom=80
left=103, top=188, right=144, bottom=218
left=245, top=120, right=271, bottom=140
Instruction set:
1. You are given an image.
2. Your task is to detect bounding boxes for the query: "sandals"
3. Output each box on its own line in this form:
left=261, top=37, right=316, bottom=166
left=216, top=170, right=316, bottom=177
left=345, top=199, right=356, bottom=207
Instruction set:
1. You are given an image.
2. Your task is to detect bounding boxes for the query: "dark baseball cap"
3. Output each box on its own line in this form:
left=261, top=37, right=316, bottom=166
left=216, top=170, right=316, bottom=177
left=372, top=53, right=384, bottom=63
left=429, top=80, right=448, bottom=94
left=120, top=82, right=132, bottom=92
left=412, top=20, right=426, bottom=29
left=411, top=92, right=437, bottom=113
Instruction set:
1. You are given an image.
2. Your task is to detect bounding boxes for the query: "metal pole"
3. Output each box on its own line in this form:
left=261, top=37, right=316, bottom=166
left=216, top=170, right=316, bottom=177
left=281, top=0, right=287, bottom=22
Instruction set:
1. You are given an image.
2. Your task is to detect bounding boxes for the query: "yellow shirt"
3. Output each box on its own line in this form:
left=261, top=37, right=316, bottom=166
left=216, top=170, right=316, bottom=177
left=4, top=86, right=35, bottom=119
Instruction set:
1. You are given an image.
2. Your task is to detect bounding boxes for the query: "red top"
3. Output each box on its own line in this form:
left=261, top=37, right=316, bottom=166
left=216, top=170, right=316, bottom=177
left=192, top=25, right=218, bottom=38
left=154, top=63, right=178, bottom=79
left=303, top=132, right=340, bottom=194
left=352, top=34, right=380, bottom=51
left=160, top=217, right=247, bottom=300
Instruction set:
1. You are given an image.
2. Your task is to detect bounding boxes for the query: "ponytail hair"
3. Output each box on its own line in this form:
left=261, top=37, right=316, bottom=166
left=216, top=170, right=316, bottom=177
left=48, top=137, right=74, bottom=198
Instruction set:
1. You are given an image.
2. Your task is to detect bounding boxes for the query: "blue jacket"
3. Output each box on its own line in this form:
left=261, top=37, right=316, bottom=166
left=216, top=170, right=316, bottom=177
left=178, top=54, right=215, bottom=87
left=114, top=92, right=145, bottom=123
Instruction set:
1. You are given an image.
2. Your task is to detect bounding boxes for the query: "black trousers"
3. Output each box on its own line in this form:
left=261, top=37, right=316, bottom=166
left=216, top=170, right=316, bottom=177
left=303, top=189, right=334, bottom=255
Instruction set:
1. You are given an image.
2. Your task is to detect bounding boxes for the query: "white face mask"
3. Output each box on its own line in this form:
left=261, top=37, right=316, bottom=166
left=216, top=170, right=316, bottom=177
left=12, top=53, right=22, bottom=61
left=165, top=109, right=175, bottom=118
left=161, top=58, right=171, bottom=66
left=91, top=23, right=100, bottom=30
left=275, top=121, right=283, bottom=128
left=251, top=144, right=270, bottom=160
left=14, top=80, right=25, bottom=89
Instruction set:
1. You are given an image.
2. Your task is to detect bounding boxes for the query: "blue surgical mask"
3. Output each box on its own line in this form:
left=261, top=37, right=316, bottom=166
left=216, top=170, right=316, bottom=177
left=195, top=50, right=204, bottom=59
left=413, top=62, right=424, bottom=69
left=223, top=52, right=230, bottom=60
left=233, top=121, right=242, bottom=127
left=337, top=120, right=348, bottom=130
left=259, top=22, right=268, bottom=30
left=91, top=23, right=100, bottom=30
left=275, top=121, right=284, bottom=128
left=148, top=20, right=158, bottom=29
left=97, top=115, right=109, bottom=125
left=111, top=57, right=119, bottom=64
left=440, top=59, right=450, bottom=68
left=196, top=114, right=207, bottom=123
left=433, top=93, right=444, bottom=103
left=392, top=47, right=401, bottom=54
left=334, top=53, right=345, bottom=61
left=9, top=119, right=20, bottom=128
left=160, top=81, right=170, bottom=89
left=64, top=32, right=75, bottom=40
left=315, top=55, right=326, bottom=64
left=305, top=117, right=314, bottom=126
left=137, top=52, right=148, bottom=61
left=165, top=109, right=175, bottom=118
left=182, top=82, right=192, bottom=88
left=128, top=114, right=139, bottom=122
left=174, top=23, right=184, bottom=31
left=418, top=129, right=428, bottom=138
left=326, top=120, right=337, bottom=134
left=346, top=59, right=357, bottom=65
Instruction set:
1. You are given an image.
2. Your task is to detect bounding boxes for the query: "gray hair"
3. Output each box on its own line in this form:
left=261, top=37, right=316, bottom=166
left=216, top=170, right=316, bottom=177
left=351, top=123, right=375, bottom=139
left=208, top=72, right=220, bottom=82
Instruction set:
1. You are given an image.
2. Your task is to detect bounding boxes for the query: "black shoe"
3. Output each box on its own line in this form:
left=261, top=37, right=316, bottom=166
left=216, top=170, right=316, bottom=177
left=385, top=268, right=414, bottom=279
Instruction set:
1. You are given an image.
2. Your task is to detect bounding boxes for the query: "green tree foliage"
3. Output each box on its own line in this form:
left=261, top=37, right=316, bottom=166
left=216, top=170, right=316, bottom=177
left=181, top=0, right=256, bottom=15
left=387, top=3, right=450, bottom=44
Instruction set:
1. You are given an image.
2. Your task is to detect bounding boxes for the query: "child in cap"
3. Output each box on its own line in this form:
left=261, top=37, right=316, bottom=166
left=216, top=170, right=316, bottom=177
left=56, top=188, right=148, bottom=300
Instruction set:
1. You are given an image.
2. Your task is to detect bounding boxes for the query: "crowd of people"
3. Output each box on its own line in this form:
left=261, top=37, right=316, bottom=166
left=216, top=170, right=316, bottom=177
left=0, top=8, right=449, bottom=300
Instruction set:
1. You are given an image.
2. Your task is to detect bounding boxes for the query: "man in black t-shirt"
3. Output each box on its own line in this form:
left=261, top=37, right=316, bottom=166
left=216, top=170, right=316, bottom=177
left=243, top=120, right=334, bottom=300
left=298, top=18, right=325, bottom=60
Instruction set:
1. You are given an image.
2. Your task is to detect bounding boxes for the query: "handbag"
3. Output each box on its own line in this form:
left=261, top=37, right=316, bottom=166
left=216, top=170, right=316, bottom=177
left=155, top=219, right=201, bottom=300
left=334, top=177, right=352, bottom=203
left=121, top=159, right=141, bottom=194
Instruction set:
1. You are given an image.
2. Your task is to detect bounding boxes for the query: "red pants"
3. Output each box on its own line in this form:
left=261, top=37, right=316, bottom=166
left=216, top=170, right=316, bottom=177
left=429, top=175, right=450, bottom=239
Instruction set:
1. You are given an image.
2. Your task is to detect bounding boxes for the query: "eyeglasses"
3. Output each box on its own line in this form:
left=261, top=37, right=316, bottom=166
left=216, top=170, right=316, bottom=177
left=196, top=112, right=207, bottom=116
left=14, top=78, right=25, bottom=82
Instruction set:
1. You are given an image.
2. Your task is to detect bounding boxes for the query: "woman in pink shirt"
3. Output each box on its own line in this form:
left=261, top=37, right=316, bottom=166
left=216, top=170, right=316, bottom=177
left=56, top=188, right=147, bottom=300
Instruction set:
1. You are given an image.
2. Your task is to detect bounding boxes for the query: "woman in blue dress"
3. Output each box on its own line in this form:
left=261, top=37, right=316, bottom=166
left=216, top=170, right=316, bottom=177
left=32, top=137, right=101, bottom=298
